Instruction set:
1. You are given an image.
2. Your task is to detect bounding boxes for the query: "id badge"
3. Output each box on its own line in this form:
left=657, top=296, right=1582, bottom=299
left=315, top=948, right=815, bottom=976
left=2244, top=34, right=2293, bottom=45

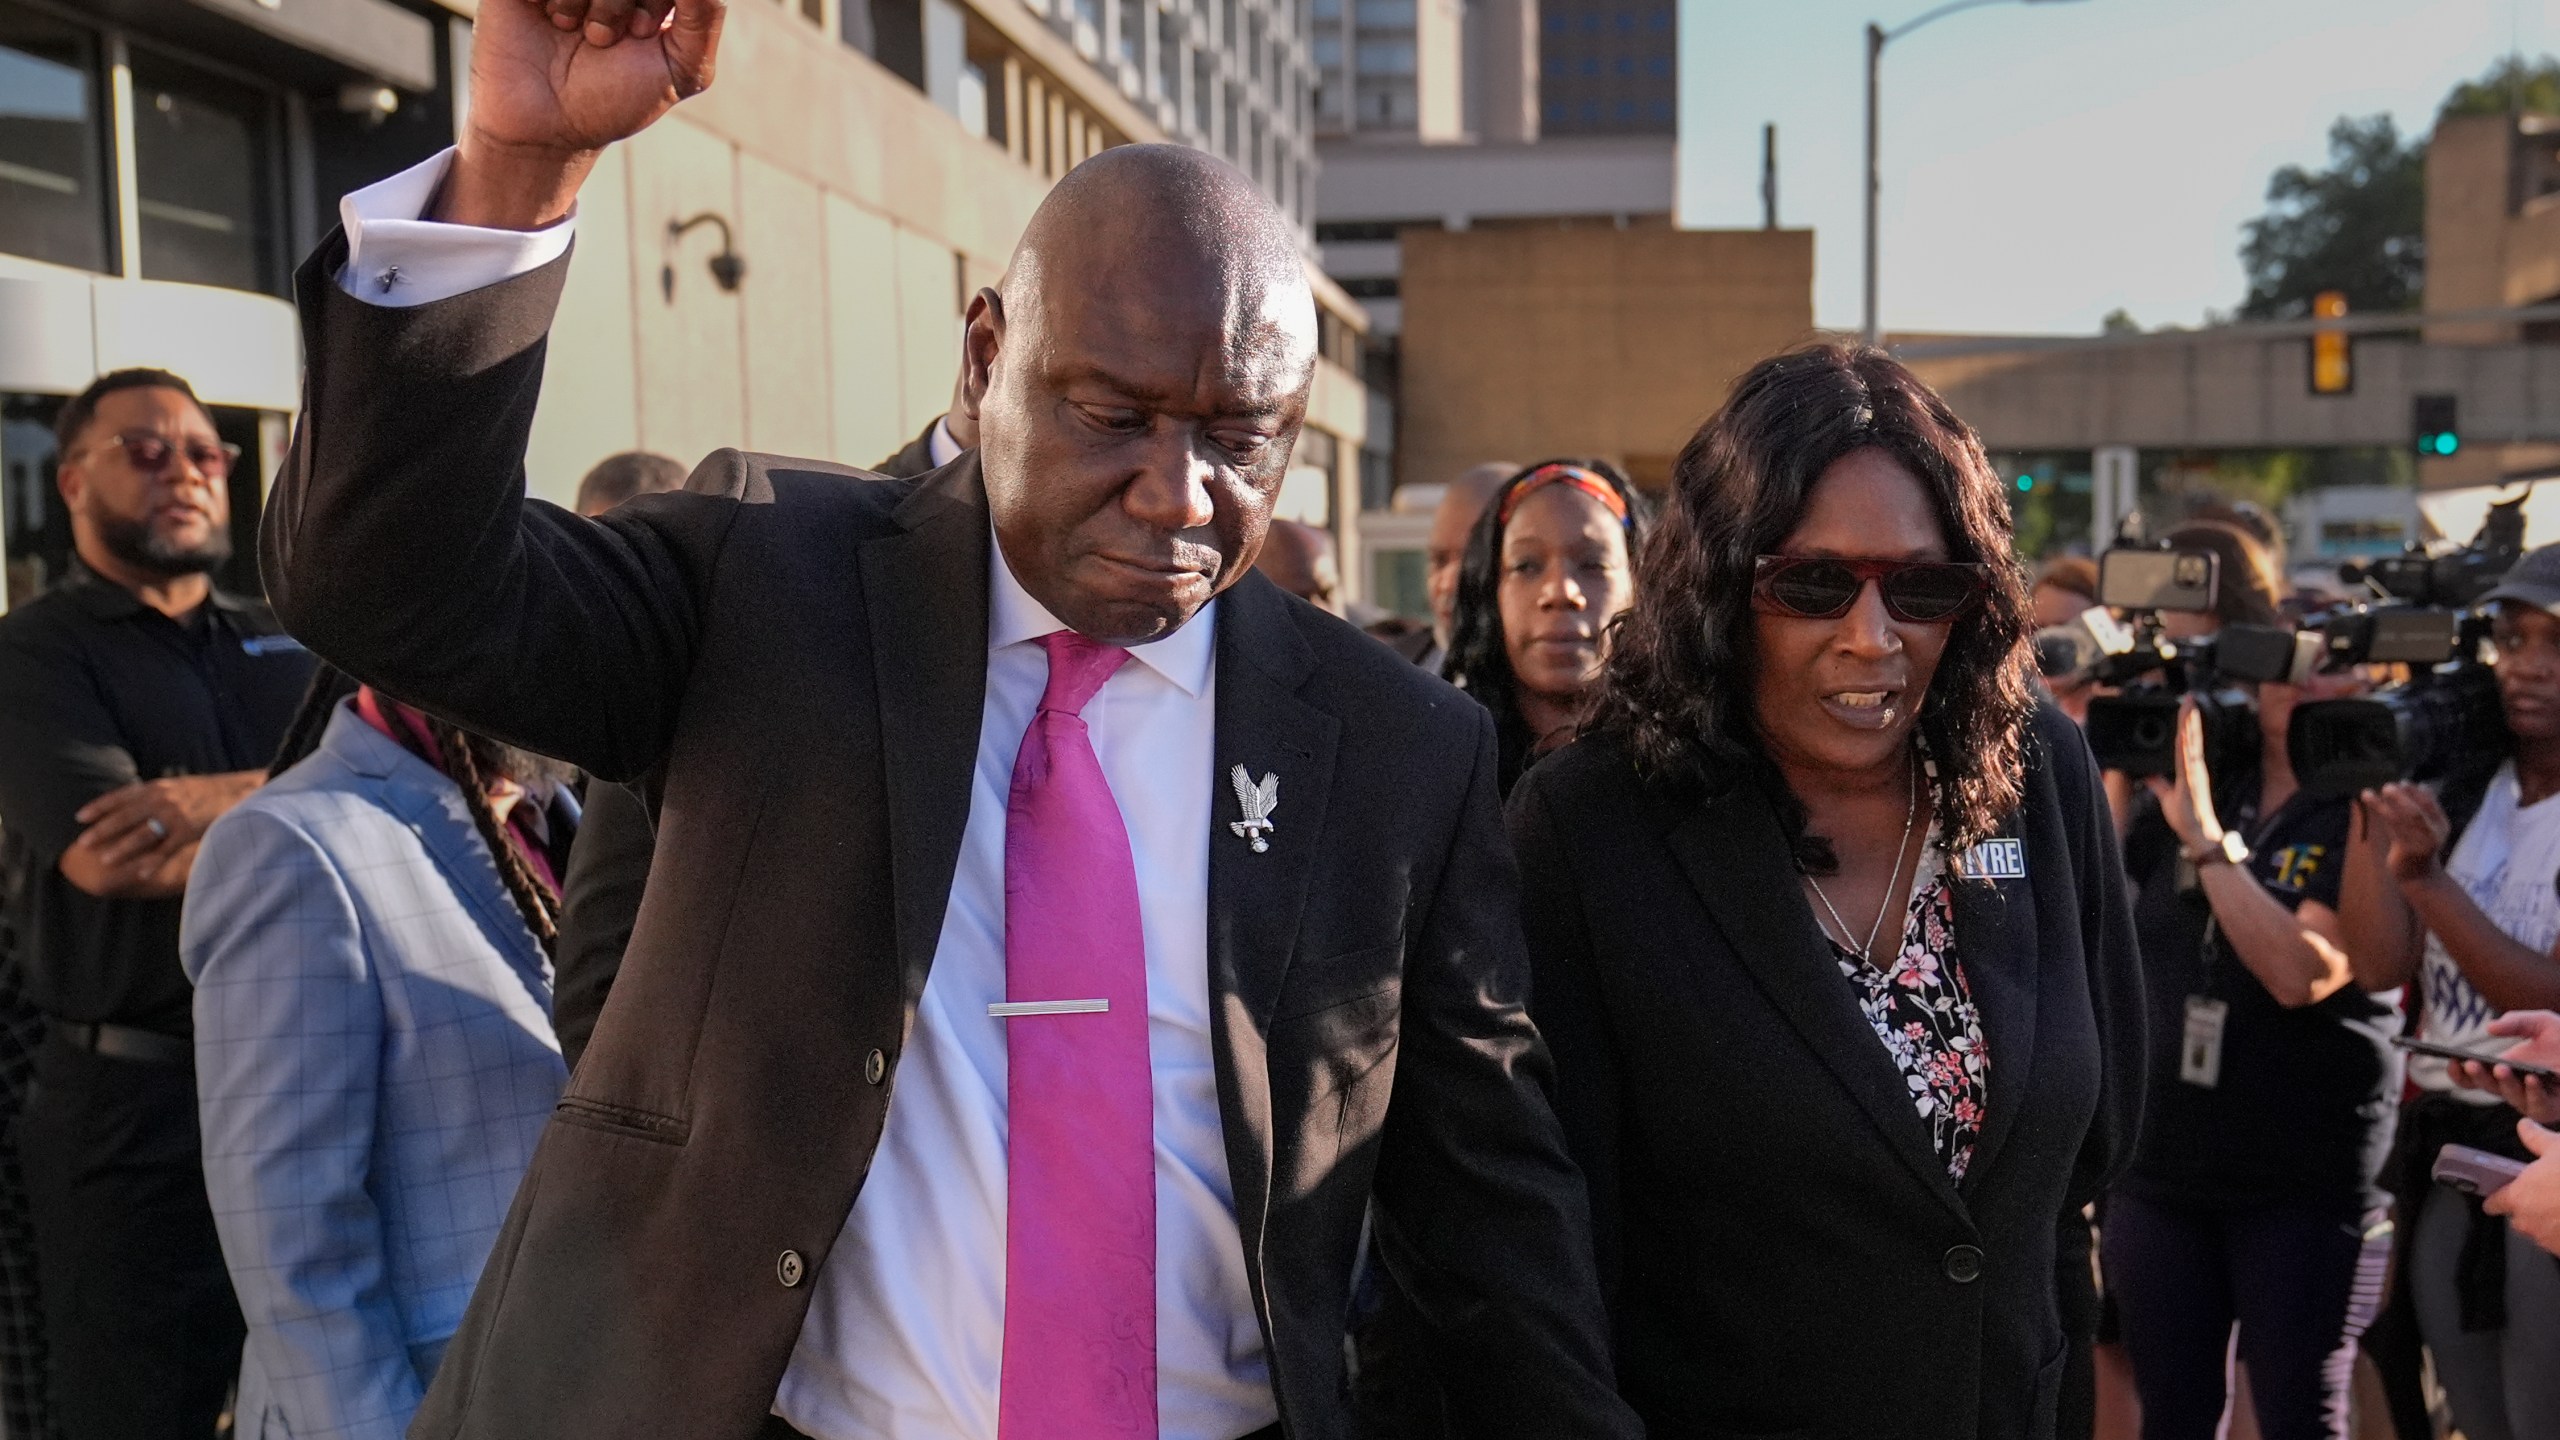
left=2180, top=996, right=2229, bottom=1089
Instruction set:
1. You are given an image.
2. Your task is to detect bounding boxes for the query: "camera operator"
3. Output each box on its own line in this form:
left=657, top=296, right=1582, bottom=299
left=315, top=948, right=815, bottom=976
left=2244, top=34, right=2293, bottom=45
left=2346, top=543, right=2560, bottom=1440
left=2033, top=556, right=2102, bottom=726
left=2104, top=635, right=2400, bottom=1440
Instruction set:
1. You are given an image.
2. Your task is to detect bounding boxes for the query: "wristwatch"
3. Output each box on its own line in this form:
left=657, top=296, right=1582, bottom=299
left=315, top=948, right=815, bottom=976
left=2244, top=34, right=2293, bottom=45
left=2183, top=831, right=2251, bottom=868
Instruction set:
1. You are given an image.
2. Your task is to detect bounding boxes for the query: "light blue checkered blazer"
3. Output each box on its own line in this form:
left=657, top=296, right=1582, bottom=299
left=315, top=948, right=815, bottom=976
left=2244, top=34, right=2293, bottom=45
left=182, top=703, right=569, bottom=1440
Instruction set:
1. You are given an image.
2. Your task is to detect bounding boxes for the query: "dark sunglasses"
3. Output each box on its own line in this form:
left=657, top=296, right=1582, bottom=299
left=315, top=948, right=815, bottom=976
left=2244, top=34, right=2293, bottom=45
left=83, top=431, right=241, bottom=481
left=1752, top=555, right=1991, bottom=624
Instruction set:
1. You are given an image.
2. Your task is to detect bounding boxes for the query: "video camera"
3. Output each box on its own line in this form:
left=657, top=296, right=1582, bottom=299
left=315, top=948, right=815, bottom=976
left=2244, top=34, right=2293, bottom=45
left=2065, top=548, right=2266, bottom=779
left=2285, top=494, right=2524, bottom=799
left=2056, top=493, right=2525, bottom=793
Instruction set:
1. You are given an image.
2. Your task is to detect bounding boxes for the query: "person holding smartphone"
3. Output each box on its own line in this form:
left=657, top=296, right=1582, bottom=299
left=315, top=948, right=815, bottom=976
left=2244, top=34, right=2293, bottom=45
left=2347, top=544, right=2560, bottom=1440
left=2439, top=1011, right=2560, bottom=1258
left=2104, top=658, right=2401, bottom=1440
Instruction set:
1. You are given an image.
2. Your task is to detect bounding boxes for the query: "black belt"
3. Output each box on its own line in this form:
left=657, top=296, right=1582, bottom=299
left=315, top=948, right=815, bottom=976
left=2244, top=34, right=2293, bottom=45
left=49, top=1020, right=192, bottom=1066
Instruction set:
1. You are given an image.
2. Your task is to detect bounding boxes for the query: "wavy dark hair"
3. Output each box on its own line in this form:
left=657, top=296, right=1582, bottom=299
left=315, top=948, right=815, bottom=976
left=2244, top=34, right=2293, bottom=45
left=1587, top=343, right=2036, bottom=866
left=1444, top=458, right=1652, bottom=788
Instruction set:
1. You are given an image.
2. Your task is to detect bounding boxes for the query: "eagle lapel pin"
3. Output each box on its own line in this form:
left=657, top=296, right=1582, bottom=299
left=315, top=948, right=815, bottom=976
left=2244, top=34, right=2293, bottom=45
left=1229, top=765, right=1280, bottom=853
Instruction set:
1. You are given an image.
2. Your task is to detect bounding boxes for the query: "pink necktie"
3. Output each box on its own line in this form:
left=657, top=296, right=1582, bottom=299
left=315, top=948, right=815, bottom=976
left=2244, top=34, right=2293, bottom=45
left=999, top=631, right=1156, bottom=1440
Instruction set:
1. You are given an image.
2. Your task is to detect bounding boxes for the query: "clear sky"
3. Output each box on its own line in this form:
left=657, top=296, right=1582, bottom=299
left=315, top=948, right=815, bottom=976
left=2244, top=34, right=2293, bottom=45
left=1678, top=0, right=2560, bottom=337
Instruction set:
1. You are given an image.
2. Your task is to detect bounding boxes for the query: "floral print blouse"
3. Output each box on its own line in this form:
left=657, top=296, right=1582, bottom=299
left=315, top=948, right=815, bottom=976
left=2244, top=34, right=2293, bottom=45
left=1829, top=841, right=1990, bottom=1182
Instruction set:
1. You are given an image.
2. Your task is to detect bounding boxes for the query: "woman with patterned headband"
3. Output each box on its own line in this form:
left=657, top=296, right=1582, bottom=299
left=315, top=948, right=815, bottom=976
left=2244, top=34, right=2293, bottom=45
left=1441, top=459, right=1650, bottom=796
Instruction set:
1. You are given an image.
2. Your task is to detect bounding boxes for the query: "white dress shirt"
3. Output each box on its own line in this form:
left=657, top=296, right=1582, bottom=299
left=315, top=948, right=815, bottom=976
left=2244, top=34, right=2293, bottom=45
left=335, top=149, right=1276, bottom=1440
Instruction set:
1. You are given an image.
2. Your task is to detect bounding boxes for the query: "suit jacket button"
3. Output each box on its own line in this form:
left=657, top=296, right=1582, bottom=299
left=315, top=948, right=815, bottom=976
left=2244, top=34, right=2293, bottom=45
left=864, top=1048, right=887, bottom=1085
left=1943, top=1244, right=1984, bottom=1284
left=778, top=1250, right=806, bottom=1288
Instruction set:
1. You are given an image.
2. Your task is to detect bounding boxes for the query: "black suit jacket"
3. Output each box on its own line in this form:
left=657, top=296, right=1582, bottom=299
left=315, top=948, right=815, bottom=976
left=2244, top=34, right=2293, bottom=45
left=1509, top=706, right=2143, bottom=1440
left=263, top=237, right=1635, bottom=1440
left=552, top=429, right=946, bottom=1072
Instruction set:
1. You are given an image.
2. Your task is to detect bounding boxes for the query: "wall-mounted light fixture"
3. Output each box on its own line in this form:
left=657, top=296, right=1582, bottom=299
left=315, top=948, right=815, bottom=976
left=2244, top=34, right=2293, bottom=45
left=663, top=212, right=745, bottom=301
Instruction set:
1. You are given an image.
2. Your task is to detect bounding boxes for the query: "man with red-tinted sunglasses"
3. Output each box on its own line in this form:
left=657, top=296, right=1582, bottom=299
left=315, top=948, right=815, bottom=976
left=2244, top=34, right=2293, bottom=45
left=0, top=368, right=313, bottom=1437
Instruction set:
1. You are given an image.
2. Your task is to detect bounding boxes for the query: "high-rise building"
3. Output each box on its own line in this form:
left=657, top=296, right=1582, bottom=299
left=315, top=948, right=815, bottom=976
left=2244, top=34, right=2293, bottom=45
left=1536, top=0, right=1674, bottom=135
left=1309, top=0, right=1470, bottom=140
left=886, top=0, right=1320, bottom=231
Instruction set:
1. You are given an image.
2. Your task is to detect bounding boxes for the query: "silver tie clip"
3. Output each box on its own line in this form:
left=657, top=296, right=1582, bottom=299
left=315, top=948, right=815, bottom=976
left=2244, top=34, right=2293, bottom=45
left=988, top=999, right=1110, bottom=1018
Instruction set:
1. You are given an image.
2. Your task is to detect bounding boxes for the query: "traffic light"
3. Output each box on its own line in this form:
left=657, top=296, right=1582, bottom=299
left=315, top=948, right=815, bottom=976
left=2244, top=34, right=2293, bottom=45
left=2309, top=290, right=2352, bottom=395
left=2414, top=393, right=2460, bottom=457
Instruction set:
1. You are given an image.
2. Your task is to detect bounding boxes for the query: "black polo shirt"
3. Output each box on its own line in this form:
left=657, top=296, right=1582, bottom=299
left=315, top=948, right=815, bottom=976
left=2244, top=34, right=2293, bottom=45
left=2120, top=781, right=2401, bottom=1215
left=0, top=562, right=314, bottom=1034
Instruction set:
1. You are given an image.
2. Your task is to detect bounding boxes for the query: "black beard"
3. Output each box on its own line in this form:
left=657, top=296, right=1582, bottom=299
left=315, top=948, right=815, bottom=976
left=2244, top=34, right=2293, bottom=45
left=94, top=511, right=231, bottom=579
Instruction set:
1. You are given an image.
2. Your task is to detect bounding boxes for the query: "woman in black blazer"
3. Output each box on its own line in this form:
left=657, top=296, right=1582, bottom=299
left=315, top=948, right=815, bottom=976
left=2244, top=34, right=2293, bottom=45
left=1514, top=343, right=2143, bottom=1440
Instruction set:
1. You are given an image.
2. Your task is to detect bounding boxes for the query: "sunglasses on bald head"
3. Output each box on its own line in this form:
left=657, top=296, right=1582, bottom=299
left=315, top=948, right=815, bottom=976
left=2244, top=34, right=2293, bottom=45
left=1751, top=555, right=1991, bottom=624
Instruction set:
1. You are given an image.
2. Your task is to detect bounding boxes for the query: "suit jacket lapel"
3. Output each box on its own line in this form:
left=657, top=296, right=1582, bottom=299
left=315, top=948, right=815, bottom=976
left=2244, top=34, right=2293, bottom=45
left=326, top=712, right=548, bottom=977
left=1204, top=575, right=1340, bottom=1278
left=1664, top=780, right=1969, bottom=1221
left=856, top=457, right=992, bottom=1015
left=1953, top=824, right=2040, bottom=1197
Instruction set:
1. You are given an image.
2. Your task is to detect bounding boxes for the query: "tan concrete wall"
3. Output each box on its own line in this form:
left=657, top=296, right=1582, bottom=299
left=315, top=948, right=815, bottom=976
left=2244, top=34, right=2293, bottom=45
left=1396, top=226, right=1814, bottom=492
left=2425, top=115, right=2516, bottom=345
left=520, top=0, right=1366, bottom=514
left=1415, top=0, right=1468, bottom=143
left=522, top=0, right=1054, bottom=502
left=1901, top=331, right=2560, bottom=462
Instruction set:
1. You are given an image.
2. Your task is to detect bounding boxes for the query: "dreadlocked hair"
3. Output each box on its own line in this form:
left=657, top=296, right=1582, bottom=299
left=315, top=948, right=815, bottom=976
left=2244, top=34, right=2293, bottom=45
left=271, top=663, right=361, bottom=778
left=268, top=667, right=561, bottom=953
left=426, top=715, right=561, bottom=958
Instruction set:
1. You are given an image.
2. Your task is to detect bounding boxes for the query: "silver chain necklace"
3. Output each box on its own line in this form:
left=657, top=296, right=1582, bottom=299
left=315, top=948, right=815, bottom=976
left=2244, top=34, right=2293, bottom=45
left=1804, top=756, right=1920, bottom=967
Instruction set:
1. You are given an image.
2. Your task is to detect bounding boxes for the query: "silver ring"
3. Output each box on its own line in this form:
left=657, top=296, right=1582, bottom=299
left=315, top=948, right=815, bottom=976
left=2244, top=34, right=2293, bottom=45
left=144, top=817, right=168, bottom=840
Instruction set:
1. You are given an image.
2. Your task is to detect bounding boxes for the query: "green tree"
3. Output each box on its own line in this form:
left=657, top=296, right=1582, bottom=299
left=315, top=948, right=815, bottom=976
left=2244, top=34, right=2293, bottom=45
left=2237, top=114, right=2426, bottom=320
left=2441, top=54, right=2560, bottom=117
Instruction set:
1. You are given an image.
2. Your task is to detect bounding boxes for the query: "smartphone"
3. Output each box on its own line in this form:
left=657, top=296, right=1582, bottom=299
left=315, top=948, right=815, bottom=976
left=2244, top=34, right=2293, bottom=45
left=2434, top=1143, right=2529, bottom=1198
left=2098, top=548, right=2220, bottom=613
left=2392, top=1034, right=2560, bottom=1085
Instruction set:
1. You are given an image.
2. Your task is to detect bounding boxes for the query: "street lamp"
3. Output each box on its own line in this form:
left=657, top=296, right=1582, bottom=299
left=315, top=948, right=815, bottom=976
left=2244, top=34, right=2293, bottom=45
left=1863, top=0, right=2086, bottom=347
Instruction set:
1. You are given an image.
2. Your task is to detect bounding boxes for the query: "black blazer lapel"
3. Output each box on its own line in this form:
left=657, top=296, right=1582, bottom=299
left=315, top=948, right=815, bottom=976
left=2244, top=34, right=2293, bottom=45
left=855, top=456, right=992, bottom=1015
left=1203, top=575, right=1341, bottom=1282
left=1665, top=781, right=1969, bottom=1221
left=1952, top=823, right=2041, bottom=1197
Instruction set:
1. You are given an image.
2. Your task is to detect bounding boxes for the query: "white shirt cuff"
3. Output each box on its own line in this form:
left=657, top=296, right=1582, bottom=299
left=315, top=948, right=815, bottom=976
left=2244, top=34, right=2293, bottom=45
left=335, top=147, right=578, bottom=309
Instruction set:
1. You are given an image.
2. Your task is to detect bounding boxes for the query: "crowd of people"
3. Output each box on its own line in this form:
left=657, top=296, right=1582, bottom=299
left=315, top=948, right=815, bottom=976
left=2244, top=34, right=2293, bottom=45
left=6, top=2, right=2560, bottom=1439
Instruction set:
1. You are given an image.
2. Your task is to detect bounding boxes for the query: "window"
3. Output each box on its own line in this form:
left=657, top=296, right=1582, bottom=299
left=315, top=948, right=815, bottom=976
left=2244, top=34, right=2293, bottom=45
left=1158, top=11, right=1181, bottom=100
left=1354, top=39, right=1414, bottom=74
left=1312, top=32, right=1340, bottom=66
left=129, top=48, right=281, bottom=293
left=1355, top=0, right=1414, bottom=25
left=1359, top=448, right=1397, bottom=517
left=0, top=5, right=109, bottom=273
left=1222, top=80, right=1239, bottom=159
left=1192, top=51, right=1212, bottom=134
left=1119, top=0, right=1145, bottom=67
left=1371, top=548, right=1425, bottom=616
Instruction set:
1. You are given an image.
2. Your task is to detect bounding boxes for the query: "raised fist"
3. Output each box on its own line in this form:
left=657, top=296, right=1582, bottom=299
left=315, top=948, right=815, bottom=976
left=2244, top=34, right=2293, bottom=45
left=443, top=0, right=726, bottom=229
